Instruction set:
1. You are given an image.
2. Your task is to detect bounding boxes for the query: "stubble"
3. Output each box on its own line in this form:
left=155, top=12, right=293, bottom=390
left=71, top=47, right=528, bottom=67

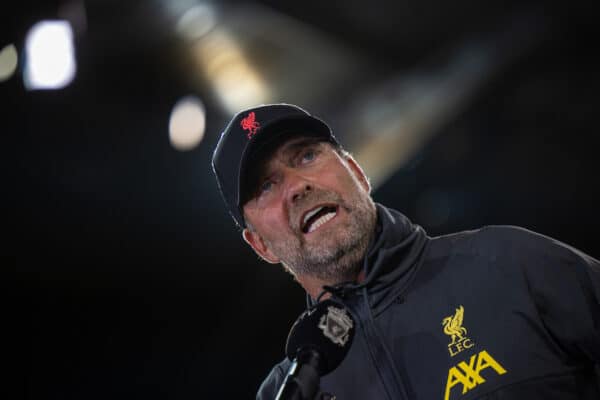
left=264, top=187, right=377, bottom=283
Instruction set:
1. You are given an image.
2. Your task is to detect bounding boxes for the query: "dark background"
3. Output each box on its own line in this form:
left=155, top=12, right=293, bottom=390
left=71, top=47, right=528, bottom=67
left=3, top=0, right=599, bottom=398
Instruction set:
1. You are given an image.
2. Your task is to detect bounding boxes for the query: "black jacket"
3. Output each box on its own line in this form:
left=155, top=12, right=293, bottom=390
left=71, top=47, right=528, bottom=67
left=257, top=204, right=600, bottom=399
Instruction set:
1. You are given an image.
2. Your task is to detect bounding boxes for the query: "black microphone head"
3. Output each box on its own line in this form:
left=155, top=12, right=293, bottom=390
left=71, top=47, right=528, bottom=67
left=285, top=299, right=355, bottom=376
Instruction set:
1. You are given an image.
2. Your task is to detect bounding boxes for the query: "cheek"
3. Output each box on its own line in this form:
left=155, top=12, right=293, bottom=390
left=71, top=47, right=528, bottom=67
left=324, top=167, right=365, bottom=195
left=247, top=208, right=288, bottom=236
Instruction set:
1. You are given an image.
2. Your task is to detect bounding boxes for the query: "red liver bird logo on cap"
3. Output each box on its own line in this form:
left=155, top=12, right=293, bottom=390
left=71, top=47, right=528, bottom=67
left=240, top=112, right=260, bottom=139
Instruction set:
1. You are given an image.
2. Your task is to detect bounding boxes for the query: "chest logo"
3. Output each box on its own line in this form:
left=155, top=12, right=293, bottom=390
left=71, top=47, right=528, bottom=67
left=442, top=305, right=474, bottom=356
left=444, top=350, right=507, bottom=400
left=240, top=111, right=260, bottom=139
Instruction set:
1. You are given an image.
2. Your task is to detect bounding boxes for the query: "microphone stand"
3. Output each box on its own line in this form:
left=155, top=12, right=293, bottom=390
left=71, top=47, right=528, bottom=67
left=275, top=349, right=322, bottom=400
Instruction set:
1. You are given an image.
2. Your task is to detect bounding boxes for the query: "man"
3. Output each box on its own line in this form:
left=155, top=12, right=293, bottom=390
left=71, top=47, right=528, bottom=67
left=212, top=103, right=600, bottom=399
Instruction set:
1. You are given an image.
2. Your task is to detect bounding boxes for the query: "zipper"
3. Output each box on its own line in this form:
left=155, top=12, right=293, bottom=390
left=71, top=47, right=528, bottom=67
left=347, top=291, right=410, bottom=400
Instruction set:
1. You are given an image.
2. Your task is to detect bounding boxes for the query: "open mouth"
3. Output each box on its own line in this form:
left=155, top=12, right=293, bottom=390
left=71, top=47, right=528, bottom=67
left=301, top=204, right=338, bottom=234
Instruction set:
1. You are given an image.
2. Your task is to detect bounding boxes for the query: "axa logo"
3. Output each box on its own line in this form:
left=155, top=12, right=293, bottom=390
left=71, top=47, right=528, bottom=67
left=442, top=305, right=474, bottom=357
left=240, top=111, right=260, bottom=139
left=444, top=350, right=507, bottom=400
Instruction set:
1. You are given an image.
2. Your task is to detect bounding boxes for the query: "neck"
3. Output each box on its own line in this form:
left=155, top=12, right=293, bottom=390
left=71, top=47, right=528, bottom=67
left=298, top=268, right=367, bottom=301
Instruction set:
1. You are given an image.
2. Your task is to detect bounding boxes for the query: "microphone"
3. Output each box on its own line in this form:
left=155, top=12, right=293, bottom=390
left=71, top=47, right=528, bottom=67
left=275, top=299, right=355, bottom=400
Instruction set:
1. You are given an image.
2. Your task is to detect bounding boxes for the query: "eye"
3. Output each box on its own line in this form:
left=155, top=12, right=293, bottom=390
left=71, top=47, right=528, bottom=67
left=259, top=179, right=273, bottom=194
left=300, top=149, right=316, bottom=163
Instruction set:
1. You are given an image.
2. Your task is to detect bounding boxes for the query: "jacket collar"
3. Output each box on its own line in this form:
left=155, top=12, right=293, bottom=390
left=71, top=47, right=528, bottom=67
left=308, top=203, right=429, bottom=313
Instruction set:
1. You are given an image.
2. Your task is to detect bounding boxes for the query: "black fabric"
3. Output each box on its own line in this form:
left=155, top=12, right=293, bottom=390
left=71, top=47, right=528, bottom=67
left=256, top=204, right=600, bottom=400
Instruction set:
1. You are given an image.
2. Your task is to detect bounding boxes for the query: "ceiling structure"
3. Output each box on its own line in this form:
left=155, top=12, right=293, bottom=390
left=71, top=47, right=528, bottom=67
left=4, top=0, right=598, bottom=398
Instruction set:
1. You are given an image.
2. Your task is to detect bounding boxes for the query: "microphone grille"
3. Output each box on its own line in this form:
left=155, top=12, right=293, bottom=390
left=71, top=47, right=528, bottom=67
left=285, top=299, right=355, bottom=375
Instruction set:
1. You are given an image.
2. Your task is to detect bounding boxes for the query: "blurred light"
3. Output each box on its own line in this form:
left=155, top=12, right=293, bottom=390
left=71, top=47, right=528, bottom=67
left=193, top=30, right=269, bottom=113
left=169, top=96, right=206, bottom=151
left=0, top=44, right=18, bottom=82
left=161, top=0, right=200, bottom=19
left=176, top=3, right=217, bottom=40
left=24, top=20, right=76, bottom=90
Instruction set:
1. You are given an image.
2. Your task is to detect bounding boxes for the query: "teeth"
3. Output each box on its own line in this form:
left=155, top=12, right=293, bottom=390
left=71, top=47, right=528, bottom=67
left=303, top=206, right=324, bottom=226
left=308, top=211, right=336, bottom=233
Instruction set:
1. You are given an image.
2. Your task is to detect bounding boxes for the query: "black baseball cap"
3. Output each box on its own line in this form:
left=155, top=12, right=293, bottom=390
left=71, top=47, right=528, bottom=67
left=212, top=103, right=339, bottom=228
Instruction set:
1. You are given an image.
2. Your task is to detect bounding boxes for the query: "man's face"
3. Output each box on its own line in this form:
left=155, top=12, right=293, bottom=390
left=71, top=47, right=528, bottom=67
left=242, top=136, right=377, bottom=283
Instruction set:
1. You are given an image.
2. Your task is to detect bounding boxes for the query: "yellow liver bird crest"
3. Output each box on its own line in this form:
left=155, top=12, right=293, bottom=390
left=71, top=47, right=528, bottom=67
left=442, top=305, right=467, bottom=344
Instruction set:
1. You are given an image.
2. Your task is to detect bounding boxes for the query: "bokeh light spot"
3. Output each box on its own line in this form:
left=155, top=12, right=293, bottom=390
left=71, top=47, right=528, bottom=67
left=24, top=20, right=76, bottom=90
left=176, top=3, right=217, bottom=40
left=0, top=44, right=18, bottom=82
left=169, top=96, right=206, bottom=151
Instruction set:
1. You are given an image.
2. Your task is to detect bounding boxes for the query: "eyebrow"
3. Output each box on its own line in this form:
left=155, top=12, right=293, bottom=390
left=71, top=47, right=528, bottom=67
left=279, top=137, right=323, bottom=159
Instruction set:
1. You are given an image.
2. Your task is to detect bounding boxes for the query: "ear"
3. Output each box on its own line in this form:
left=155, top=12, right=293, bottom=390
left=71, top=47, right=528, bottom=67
left=346, top=156, right=371, bottom=193
left=242, top=228, right=281, bottom=264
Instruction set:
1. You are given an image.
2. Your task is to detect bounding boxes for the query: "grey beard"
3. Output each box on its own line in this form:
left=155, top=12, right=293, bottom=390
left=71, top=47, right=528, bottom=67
left=267, top=189, right=377, bottom=284
left=287, top=230, right=370, bottom=282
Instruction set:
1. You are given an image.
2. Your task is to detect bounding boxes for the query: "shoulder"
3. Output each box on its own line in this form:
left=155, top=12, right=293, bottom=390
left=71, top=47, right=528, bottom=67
left=430, top=225, right=570, bottom=257
left=256, top=358, right=291, bottom=400
left=430, top=225, right=598, bottom=272
left=473, top=225, right=596, bottom=264
left=437, top=224, right=547, bottom=244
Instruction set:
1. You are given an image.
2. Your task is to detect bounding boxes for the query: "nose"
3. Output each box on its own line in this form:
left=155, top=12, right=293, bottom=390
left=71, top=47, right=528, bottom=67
left=285, top=169, right=312, bottom=204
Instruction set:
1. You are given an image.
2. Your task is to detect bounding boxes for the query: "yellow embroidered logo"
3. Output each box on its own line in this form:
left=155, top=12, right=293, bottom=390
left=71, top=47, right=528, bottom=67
left=444, top=350, right=507, bottom=400
left=442, top=305, right=474, bottom=357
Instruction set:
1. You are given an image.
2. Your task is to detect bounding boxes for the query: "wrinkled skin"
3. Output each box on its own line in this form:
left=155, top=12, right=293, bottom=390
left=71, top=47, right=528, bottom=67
left=242, top=136, right=377, bottom=294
